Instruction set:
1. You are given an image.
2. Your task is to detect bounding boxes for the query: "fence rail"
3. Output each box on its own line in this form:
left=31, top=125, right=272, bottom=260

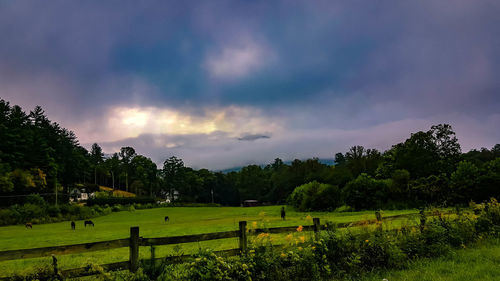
left=0, top=238, right=130, bottom=262
left=0, top=210, right=447, bottom=280
left=142, top=230, right=240, bottom=246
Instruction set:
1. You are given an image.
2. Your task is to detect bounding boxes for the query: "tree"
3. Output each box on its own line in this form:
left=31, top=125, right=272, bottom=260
left=389, top=169, right=410, bottom=201
left=492, top=144, right=500, bottom=157
left=334, top=153, right=346, bottom=166
left=429, top=124, right=461, bottom=174
left=104, top=153, right=120, bottom=189
left=477, top=158, right=500, bottom=201
left=391, top=131, right=439, bottom=178
left=343, top=173, right=389, bottom=209
left=214, top=172, right=240, bottom=206
left=131, top=155, right=157, bottom=196
left=0, top=173, right=13, bottom=193
left=269, top=158, right=285, bottom=171
left=288, top=181, right=341, bottom=211
left=236, top=165, right=271, bottom=202
left=119, top=147, right=136, bottom=192
left=343, top=146, right=382, bottom=177
left=162, top=156, right=185, bottom=200
left=90, top=143, right=104, bottom=185
left=450, top=161, right=479, bottom=203
left=196, top=169, right=216, bottom=203
left=345, top=146, right=366, bottom=176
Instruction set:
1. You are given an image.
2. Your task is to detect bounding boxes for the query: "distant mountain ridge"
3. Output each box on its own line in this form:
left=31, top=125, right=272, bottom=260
left=219, top=158, right=335, bottom=173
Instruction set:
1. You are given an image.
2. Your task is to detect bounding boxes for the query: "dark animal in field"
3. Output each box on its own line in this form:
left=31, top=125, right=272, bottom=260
left=71, top=221, right=76, bottom=230
left=25, top=222, right=32, bottom=229
left=280, top=207, right=286, bottom=220
left=84, top=220, right=94, bottom=227
left=164, top=216, right=169, bottom=222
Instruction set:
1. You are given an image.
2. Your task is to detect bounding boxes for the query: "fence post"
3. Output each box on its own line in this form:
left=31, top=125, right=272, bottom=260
left=239, top=221, right=247, bottom=254
left=375, top=211, right=383, bottom=232
left=52, top=255, right=62, bottom=280
left=129, top=226, right=140, bottom=273
left=313, top=218, right=320, bottom=240
left=419, top=209, right=426, bottom=232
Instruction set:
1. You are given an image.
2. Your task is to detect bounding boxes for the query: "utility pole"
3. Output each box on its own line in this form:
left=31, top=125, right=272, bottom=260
left=211, top=188, right=214, bottom=204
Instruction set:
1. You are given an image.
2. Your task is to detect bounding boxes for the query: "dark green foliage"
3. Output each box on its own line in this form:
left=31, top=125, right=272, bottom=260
left=450, top=161, right=480, bottom=203
left=288, top=181, right=342, bottom=211
left=0, top=100, right=89, bottom=201
left=0, top=196, right=116, bottom=226
left=344, top=146, right=382, bottom=177
left=343, top=174, right=390, bottom=210
left=410, top=174, right=449, bottom=204
left=86, top=197, right=156, bottom=206
left=1, top=97, right=500, bottom=213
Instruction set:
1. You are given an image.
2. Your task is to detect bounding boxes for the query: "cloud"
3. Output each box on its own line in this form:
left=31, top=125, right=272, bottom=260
left=1, top=1, right=499, bottom=169
left=96, top=114, right=500, bottom=171
left=74, top=104, right=283, bottom=144
left=204, top=39, right=273, bottom=80
left=237, top=134, right=271, bottom=141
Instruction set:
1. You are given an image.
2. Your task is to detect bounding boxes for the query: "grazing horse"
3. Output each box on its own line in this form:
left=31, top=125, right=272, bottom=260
left=164, top=216, right=169, bottom=222
left=25, top=222, right=32, bottom=229
left=71, top=221, right=76, bottom=230
left=84, top=220, right=94, bottom=227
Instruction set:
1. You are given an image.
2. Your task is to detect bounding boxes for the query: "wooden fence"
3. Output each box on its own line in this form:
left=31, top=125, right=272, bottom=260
left=0, top=211, right=440, bottom=280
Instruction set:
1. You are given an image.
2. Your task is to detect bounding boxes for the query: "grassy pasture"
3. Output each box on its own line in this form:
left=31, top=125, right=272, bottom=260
left=0, top=206, right=418, bottom=277
left=360, top=238, right=500, bottom=281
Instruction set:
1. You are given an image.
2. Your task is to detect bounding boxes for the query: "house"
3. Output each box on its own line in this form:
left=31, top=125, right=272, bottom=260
left=69, top=188, right=94, bottom=202
left=159, top=189, right=179, bottom=203
left=243, top=200, right=259, bottom=207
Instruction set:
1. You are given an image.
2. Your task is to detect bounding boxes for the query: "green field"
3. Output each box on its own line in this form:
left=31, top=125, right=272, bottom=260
left=0, top=206, right=419, bottom=277
left=360, top=238, right=500, bottom=281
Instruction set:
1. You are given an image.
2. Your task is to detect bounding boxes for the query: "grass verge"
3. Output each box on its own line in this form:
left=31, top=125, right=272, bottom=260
left=359, top=238, right=500, bottom=281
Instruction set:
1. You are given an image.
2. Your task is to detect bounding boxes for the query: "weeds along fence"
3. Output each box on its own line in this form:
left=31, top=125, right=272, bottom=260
left=0, top=211, right=445, bottom=280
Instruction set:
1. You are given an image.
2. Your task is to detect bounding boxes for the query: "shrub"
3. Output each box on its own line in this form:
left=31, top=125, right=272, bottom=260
left=288, top=181, right=342, bottom=211
left=112, top=204, right=123, bottom=212
left=47, top=205, right=60, bottom=217
left=19, top=203, right=45, bottom=221
left=87, top=197, right=156, bottom=206
left=334, top=205, right=354, bottom=212
left=0, top=209, right=15, bottom=225
left=25, top=194, right=47, bottom=206
left=343, top=174, right=390, bottom=210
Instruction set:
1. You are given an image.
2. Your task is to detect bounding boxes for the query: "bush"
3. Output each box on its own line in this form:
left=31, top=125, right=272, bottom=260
left=343, top=174, right=390, bottom=210
left=112, top=204, right=123, bottom=212
left=87, top=197, right=156, bottom=206
left=0, top=194, right=163, bottom=226
left=19, top=203, right=45, bottom=221
left=288, top=181, right=342, bottom=211
left=47, top=205, right=60, bottom=217
left=334, top=205, right=354, bottom=212
left=166, top=202, right=222, bottom=207
left=0, top=209, right=15, bottom=225
left=25, top=194, right=46, bottom=206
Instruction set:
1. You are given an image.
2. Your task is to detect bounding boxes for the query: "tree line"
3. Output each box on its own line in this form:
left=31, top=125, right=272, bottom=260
left=1, top=99, right=499, bottom=209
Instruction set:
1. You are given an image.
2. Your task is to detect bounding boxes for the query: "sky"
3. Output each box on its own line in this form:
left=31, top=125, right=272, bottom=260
left=1, top=1, right=499, bottom=170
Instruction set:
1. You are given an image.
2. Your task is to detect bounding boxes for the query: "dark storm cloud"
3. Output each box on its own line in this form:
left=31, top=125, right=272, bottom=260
left=237, top=134, right=271, bottom=141
left=1, top=1, right=499, bottom=168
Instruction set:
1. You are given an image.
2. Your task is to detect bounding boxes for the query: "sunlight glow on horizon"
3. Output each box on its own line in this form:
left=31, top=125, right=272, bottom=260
left=94, top=105, right=282, bottom=143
